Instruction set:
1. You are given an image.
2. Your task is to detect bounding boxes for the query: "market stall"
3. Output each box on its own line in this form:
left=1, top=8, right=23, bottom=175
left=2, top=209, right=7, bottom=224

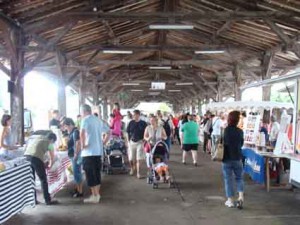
left=0, top=150, right=35, bottom=224
left=207, top=101, right=298, bottom=191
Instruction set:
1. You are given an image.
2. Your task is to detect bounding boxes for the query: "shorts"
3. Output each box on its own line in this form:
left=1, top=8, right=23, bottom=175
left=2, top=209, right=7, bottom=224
left=182, top=144, right=198, bottom=151
left=155, top=165, right=169, bottom=174
left=128, top=140, right=144, bottom=161
left=82, top=156, right=102, bottom=187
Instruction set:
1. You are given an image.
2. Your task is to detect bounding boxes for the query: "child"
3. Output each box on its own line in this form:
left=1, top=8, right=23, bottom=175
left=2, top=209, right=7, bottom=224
left=111, top=103, right=122, bottom=137
left=154, top=156, right=170, bottom=181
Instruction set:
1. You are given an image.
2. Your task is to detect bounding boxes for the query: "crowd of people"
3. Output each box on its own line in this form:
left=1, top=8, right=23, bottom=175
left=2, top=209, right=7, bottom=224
left=0, top=104, right=249, bottom=209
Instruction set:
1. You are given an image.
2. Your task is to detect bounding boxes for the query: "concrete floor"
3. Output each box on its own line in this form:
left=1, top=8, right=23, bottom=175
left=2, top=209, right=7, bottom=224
left=4, top=145, right=300, bottom=225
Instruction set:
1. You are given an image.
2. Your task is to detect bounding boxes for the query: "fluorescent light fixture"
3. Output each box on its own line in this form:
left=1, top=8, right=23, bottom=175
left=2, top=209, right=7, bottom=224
left=149, top=24, right=194, bottom=30
left=148, top=92, right=160, bottom=96
left=151, top=82, right=166, bottom=90
left=122, top=82, right=140, bottom=86
left=195, top=50, right=225, bottom=54
left=130, top=89, right=143, bottom=92
left=103, top=50, right=133, bottom=54
left=168, top=90, right=181, bottom=92
left=175, top=82, right=193, bottom=86
left=149, top=66, right=172, bottom=70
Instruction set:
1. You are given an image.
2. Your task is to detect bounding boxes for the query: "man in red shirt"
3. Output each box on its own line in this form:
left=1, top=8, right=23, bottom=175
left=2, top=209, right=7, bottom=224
left=171, top=114, right=180, bottom=145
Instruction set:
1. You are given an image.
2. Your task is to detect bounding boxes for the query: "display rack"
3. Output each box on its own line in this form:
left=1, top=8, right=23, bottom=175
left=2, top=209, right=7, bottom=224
left=244, top=114, right=261, bottom=145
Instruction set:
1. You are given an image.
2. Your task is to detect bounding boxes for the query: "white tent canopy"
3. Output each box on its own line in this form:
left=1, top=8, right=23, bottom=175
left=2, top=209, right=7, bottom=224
left=207, top=101, right=294, bottom=112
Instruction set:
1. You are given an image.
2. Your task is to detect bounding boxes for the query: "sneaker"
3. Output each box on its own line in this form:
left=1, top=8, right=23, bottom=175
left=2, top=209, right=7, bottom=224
left=73, top=192, right=84, bottom=198
left=95, top=195, right=101, bottom=203
left=84, top=195, right=98, bottom=204
left=236, top=199, right=244, bottom=210
left=182, top=161, right=186, bottom=165
left=225, top=200, right=235, bottom=208
left=194, top=162, right=198, bottom=167
left=129, top=169, right=134, bottom=176
left=46, top=200, right=59, bottom=205
left=137, top=174, right=143, bottom=179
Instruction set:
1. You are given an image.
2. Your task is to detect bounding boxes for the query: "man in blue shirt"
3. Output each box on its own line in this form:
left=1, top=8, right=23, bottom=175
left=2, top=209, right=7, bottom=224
left=80, top=104, right=110, bottom=203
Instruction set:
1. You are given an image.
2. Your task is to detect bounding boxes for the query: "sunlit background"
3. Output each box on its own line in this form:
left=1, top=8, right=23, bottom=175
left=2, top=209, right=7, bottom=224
left=0, top=70, right=295, bottom=130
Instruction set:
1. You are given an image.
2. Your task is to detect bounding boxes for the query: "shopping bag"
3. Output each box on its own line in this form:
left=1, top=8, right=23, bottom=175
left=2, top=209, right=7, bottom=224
left=212, top=132, right=224, bottom=162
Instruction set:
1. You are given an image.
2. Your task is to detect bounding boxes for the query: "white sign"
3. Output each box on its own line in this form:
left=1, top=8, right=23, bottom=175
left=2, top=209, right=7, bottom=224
left=151, top=82, right=165, bottom=90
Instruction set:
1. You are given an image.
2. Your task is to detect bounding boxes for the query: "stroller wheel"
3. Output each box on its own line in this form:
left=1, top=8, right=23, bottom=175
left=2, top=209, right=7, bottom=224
left=152, top=183, right=158, bottom=189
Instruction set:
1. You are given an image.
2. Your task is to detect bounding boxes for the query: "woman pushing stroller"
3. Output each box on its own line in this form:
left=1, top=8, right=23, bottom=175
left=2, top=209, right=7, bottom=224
left=144, top=116, right=171, bottom=184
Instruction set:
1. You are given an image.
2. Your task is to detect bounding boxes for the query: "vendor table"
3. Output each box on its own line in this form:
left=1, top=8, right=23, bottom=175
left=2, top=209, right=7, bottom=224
left=46, top=152, right=71, bottom=196
left=243, top=148, right=300, bottom=192
left=0, top=162, right=35, bottom=224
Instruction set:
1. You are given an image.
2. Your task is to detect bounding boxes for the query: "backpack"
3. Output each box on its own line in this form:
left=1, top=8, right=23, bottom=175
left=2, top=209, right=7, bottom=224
left=162, top=119, right=171, bottom=137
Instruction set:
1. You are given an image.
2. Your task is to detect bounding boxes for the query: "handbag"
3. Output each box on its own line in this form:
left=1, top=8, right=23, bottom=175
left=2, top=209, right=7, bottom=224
left=211, top=130, right=224, bottom=162
left=143, top=141, right=152, bottom=153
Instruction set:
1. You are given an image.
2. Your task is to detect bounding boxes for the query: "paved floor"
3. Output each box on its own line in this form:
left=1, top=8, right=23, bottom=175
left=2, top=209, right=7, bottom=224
left=4, top=145, right=300, bottom=225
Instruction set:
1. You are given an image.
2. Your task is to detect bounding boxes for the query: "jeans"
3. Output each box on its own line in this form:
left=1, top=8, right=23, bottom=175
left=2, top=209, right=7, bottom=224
left=174, top=127, right=181, bottom=145
left=211, top=135, right=220, bottom=155
left=222, top=160, right=244, bottom=198
left=26, top=155, right=51, bottom=203
left=165, top=136, right=171, bottom=151
left=203, top=132, right=209, bottom=152
left=71, top=157, right=83, bottom=184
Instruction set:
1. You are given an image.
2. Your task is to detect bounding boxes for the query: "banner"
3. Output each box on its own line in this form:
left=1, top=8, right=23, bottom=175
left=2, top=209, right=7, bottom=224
left=242, top=148, right=265, bottom=184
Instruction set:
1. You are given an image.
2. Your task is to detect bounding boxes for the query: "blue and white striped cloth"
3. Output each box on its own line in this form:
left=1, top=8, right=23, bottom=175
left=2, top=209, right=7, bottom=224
left=0, top=162, right=35, bottom=224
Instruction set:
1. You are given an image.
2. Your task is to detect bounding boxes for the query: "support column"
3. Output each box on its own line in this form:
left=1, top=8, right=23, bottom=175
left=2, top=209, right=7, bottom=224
left=103, top=97, right=108, bottom=121
left=233, top=64, right=242, bottom=101
left=262, top=86, right=271, bottom=101
left=10, top=29, right=25, bottom=145
left=262, top=51, right=274, bottom=101
left=198, top=98, right=203, bottom=116
left=79, top=71, right=86, bottom=108
left=56, top=51, right=67, bottom=116
left=217, top=78, right=222, bottom=102
left=92, top=77, right=99, bottom=106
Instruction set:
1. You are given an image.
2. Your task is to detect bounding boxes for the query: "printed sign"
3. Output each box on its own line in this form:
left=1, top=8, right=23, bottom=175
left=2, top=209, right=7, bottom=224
left=242, top=148, right=265, bottom=184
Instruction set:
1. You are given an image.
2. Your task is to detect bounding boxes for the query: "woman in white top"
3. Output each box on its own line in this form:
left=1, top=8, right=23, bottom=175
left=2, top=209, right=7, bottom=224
left=144, top=116, right=167, bottom=169
left=144, top=116, right=167, bottom=146
left=0, top=114, right=17, bottom=154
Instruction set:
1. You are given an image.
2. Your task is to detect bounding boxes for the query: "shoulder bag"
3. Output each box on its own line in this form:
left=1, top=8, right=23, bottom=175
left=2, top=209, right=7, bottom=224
left=211, top=129, right=224, bottom=162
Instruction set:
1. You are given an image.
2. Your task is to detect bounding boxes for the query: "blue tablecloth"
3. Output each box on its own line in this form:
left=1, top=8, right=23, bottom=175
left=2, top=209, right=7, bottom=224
left=242, top=148, right=265, bottom=184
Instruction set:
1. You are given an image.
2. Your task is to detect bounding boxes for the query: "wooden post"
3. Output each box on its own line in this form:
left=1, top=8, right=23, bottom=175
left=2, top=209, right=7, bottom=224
left=233, top=64, right=242, bottom=101
left=9, top=29, right=25, bottom=145
left=217, top=78, right=222, bottom=102
left=198, top=98, right=203, bottom=116
left=262, top=51, right=274, bottom=101
left=56, top=51, right=67, bottom=116
left=92, top=77, right=99, bottom=106
left=79, top=71, right=86, bottom=108
left=103, top=97, right=108, bottom=121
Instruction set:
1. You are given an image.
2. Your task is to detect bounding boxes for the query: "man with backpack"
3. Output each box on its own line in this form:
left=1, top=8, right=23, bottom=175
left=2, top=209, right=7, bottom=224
left=157, top=111, right=174, bottom=151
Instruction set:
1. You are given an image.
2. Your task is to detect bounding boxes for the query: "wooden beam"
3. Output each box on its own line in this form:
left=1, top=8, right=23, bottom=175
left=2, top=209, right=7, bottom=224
left=212, top=20, right=233, bottom=42
left=64, top=44, right=260, bottom=56
left=262, top=51, right=274, bottom=79
left=30, top=11, right=295, bottom=23
left=21, top=21, right=77, bottom=78
left=89, top=59, right=223, bottom=67
left=264, top=19, right=291, bottom=46
left=0, top=61, right=10, bottom=76
left=66, top=70, right=80, bottom=85
left=196, top=73, right=218, bottom=94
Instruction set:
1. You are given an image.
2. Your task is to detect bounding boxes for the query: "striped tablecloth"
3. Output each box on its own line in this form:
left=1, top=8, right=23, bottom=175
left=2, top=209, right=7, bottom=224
left=46, top=152, right=71, bottom=196
left=0, top=162, right=35, bottom=224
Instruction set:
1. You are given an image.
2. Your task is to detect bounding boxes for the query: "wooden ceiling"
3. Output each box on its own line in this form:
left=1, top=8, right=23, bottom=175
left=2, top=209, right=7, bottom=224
left=0, top=0, right=300, bottom=107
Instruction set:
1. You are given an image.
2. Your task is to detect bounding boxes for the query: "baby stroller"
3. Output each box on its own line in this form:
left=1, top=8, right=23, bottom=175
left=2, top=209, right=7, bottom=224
left=103, top=136, right=127, bottom=175
left=146, top=141, right=174, bottom=189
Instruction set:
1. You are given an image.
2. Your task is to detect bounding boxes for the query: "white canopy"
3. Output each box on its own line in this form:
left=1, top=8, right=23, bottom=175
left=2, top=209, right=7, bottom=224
left=206, top=101, right=294, bottom=111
